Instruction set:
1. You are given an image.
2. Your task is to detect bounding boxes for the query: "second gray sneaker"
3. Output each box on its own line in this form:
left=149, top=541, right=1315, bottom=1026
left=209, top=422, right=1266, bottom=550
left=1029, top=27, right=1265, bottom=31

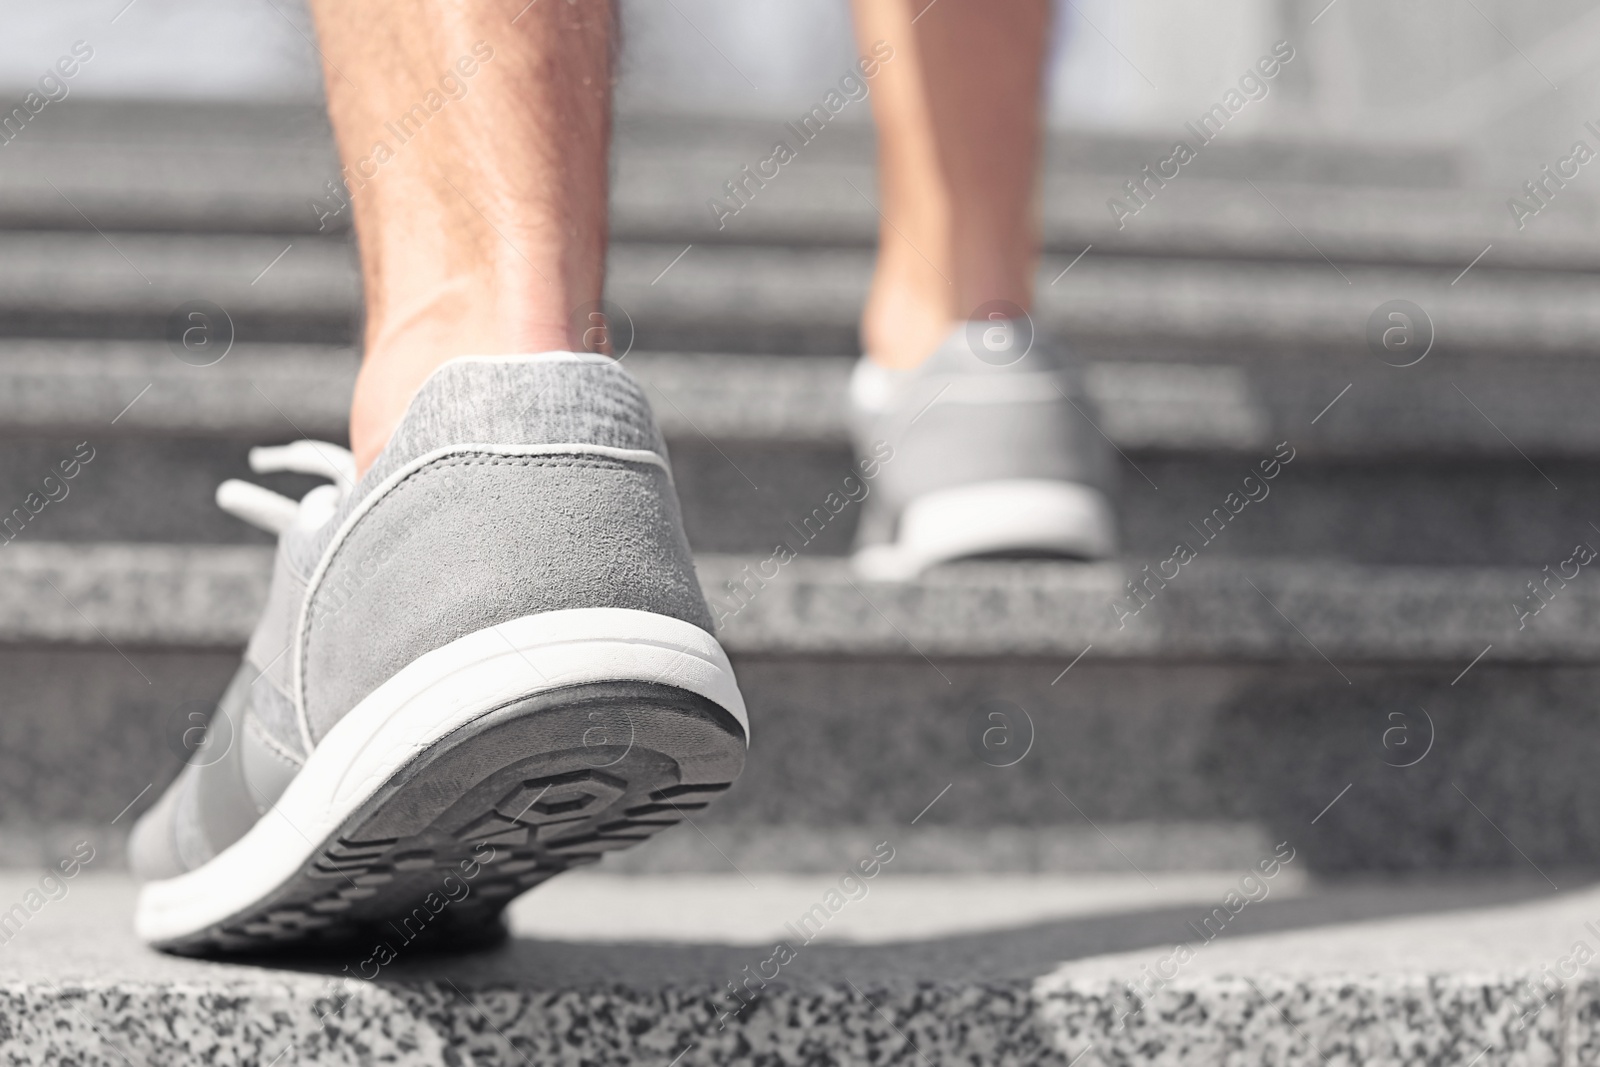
left=849, top=321, right=1118, bottom=580
left=130, top=353, right=748, bottom=954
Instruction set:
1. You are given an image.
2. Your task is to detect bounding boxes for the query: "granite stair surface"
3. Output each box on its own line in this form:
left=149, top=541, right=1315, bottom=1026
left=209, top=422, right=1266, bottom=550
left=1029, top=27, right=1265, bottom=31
left=7, top=232, right=1600, bottom=356
left=2, top=99, right=1599, bottom=1063
left=8, top=344, right=1600, bottom=566
left=0, top=870, right=1594, bottom=1066
left=3, top=103, right=1594, bottom=272
left=5, top=104, right=1600, bottom=355
left=6, top=539, right=1600, bottom=877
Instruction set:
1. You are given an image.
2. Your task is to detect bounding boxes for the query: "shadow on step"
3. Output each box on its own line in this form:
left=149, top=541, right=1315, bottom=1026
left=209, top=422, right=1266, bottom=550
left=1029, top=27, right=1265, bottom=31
left=254, top=874, right=1577, bottom=989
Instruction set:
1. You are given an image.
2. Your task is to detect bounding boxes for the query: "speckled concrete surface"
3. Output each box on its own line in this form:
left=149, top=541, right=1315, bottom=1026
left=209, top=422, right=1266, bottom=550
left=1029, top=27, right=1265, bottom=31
left=25, top=648, right=1600, bottom=876
left=1038, top=884, right=1600, bottom=1066
left=19, top=348, right=1600, bottom=569
left=0, top=873, right=1589, bottom=1065
left=15, top=561, right=1600, bottom=874
left=3, top=104, right=1576, bottom=275
left=6, top=546, right=1598, bottom=662
left=1037, top=973, right=1575, bottom=1067
left=17, top=230, right=1600, bottom=361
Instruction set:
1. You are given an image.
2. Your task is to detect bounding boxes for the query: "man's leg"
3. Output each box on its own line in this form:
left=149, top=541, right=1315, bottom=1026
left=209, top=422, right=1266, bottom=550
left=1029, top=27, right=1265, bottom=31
left=133, top=0, right=752, bottom=953
left=850, top=0, right=1052, bottom=369
left=307, top=0, right=615, bottom=474
left=844, top=2, right=1116, bottom=579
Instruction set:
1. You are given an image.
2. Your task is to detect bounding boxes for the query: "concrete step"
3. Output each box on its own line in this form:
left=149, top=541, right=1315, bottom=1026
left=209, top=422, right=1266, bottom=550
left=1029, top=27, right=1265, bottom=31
left=0, top=231, right=358, bottom=342
left=4, top=343, right=1599, bottom=566
left=0, top=868, right=1586, bottom=1066
left=5, top=230, right=1598, bottom=356
left=612, top=118, right=1593, bottom=274
left=1, top=544, right=1586, bottom=663
left=11, top=103, right=1593, bottom=275
left=22, top=342, right=1600, bottom=458
left=3, top=544, right=1599, bottom=873
left=605, top=244, right=1600, bottom=356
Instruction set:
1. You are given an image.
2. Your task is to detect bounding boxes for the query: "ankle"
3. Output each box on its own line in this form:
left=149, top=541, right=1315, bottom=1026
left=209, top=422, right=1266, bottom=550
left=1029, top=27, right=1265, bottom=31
left=861, top=278, right=954, bottom=370
left=349, top=282, right=590, bottom=475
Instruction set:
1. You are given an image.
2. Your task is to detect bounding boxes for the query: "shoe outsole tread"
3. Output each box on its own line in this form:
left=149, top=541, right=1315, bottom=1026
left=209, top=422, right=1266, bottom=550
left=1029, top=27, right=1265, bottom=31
left=156, top=681, right=745, bottom=956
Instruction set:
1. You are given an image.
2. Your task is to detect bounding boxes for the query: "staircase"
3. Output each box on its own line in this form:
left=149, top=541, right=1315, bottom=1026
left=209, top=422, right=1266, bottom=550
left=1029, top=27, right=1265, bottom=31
left=4, top=100, right=1600, bottom=1064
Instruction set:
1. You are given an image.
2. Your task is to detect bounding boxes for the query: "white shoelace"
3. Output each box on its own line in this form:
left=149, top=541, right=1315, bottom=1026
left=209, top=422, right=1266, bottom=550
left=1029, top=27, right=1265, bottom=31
left=216, top=440, right=357, bottom=535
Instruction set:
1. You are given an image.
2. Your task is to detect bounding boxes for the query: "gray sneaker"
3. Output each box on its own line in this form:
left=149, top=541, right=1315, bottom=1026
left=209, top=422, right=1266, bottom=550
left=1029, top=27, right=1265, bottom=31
left=130, top=353, right=748, bottom=954
left=848, top=321, right=1118, bottom=580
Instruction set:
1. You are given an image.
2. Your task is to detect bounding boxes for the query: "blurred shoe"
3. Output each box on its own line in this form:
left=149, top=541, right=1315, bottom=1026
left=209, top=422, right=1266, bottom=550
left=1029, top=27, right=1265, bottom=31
left=131, top=353, right=748, bottom=954
left=849, top=320, right=1117, bottom=580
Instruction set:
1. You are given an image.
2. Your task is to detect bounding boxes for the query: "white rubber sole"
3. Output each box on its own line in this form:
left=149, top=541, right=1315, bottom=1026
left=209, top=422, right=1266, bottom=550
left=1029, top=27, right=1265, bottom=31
left=134, top=607, right=746, bottom=946
left=852, top=478, right=1117, bottom=581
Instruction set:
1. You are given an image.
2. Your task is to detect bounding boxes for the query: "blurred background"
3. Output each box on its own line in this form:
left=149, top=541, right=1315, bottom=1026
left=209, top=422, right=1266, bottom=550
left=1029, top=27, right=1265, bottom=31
left=4, top=0, right=1600, bottom=170
left=4, top=0, right=1600, bottom=889
left=9, top=3, right=1600, bottom=1057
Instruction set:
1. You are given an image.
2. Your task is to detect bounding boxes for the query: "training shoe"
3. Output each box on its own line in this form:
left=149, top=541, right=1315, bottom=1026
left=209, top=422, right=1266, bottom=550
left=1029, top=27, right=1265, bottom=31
left=849, top=320, right=1117, bottom=580
left=130, top=353, right=748, bottom=954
